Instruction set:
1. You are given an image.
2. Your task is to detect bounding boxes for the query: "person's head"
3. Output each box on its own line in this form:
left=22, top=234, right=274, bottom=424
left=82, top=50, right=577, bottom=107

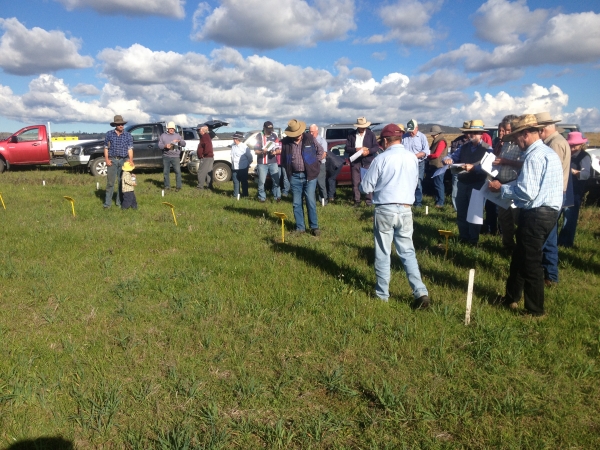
left=426, top=125, right=443, bottom=138
left=110, top=115, right=127, bottom=131
left=503, top=114, right=543, bottom=150
left=285, top=119, right=306, bottom=143
left=379, top=123, right=403, bottom=150
left=232, top=131, right=244, bottom=145
left=354, top=117, right=371, bottom=135
left=406, top=119, right=418, bottom=137
left=498, top=114, right=518, bottom=139
left=263, top=121, right=274, bottom=136
left=566, top=132, right=588, bottom=152
left=534, top=112, right=560, bottom=140
left=167, top=121, right=176, bottom=134
left=198, top=125, right=209, bottom=135
left=309, top=124, right=319, bottom=138
left=460, top=119, right=485, bottom=145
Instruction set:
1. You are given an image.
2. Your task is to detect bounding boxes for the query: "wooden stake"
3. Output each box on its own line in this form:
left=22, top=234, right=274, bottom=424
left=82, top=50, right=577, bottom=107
left=465, top=269, right=475, bottom=325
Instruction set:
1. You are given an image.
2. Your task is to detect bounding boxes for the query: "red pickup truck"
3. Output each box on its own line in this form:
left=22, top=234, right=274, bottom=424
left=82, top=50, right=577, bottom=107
left=0, top=124, right=51, bottom=173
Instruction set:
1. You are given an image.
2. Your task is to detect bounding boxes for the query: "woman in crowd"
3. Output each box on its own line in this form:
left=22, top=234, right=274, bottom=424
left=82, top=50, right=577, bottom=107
left=230, top=131, right=253, bottom=198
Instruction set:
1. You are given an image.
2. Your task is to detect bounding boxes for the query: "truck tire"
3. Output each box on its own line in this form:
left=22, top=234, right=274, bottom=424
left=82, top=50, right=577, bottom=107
left=0, top=158, right=5, bottom=173
left=212, top=162, right=232, bottom=183
left=188, top=163, right=198, bottom=176
left=90, top=157, right=108, bottom=177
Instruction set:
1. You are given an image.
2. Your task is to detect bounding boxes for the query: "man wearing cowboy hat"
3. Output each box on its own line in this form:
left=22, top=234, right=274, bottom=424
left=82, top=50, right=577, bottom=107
left=280, top=119, right=325, bottom=235
left=425, top=125, right=448, bottom=208
left=402, top=119, right=430, bottom=207
left=488, top=114, right=563, bottom=316
left=443, top=119, right=493, bottom=245
left=158, top=121, right=186, bottom=192
left=345, top=117, right=379, bottom=207
left=359, top=124, right=430, bottom=309
left=103, top=115, right=133, bottom=208
left=535, top=112, right=571, bottom=287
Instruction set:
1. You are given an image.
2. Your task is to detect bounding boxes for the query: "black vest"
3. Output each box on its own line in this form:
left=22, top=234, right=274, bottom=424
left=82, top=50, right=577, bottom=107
left=457, top=141, right=490, bottom=184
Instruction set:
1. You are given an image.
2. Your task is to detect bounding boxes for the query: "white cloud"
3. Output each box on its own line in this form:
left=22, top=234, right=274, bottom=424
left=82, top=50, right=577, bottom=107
left=55, top=0, right=185, bottom=18
left=191, top=0, right=356, bottom=49
left=563, top=107, right=600, bottom=132
left=424, top=10, right=600, bottom=73
left=473, top=0, right=548, bottom=45
left=364, top=0, right=443, bottom=47
left=0, top=18, right=93, bottom=76
left=73, top=83, right=101, bottom=95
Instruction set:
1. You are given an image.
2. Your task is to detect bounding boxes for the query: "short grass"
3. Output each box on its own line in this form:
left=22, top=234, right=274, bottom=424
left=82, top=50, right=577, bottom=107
left=1, top=167, right=599, bottom=449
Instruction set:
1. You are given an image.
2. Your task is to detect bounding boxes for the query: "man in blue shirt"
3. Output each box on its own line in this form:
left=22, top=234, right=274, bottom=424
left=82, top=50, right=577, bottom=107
left=359, top=124, right=430, bottom=309
left=103, top=115, right=133, bottom=208
left=489, top=114, right=563, bottom=316
left=402, top=119, right=429, bottom=207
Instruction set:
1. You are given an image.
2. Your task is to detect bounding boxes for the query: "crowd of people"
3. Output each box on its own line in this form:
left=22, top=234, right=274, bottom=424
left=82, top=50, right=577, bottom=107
left=101, top=113, right=593, bottom=316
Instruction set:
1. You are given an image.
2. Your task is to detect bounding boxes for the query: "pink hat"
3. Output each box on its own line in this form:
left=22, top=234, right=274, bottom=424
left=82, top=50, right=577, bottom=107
left=566, top=131, right=588, bottom=146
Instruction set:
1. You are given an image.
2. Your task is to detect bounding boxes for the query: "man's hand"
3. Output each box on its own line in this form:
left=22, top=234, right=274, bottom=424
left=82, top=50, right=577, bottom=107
left=464, top=163, right=474, bottom=172
left=443, top=158, right=453, bottom=165
left=105, top=158, right=112, bottom=166
left=361, top=147, right=369, bottom=157
left=488, top=180, right=502, bottom=192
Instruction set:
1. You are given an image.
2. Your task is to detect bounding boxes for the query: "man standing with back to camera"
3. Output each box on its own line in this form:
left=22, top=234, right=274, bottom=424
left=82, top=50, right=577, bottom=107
left=103, top=115, right=133, bottom=209
left=359, top=124, right=430, bottom=309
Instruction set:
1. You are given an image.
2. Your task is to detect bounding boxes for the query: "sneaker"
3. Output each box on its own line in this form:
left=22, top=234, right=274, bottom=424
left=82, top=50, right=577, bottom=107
left=544, top=279, right=557, bottom=288
left=311, top=228, right=321, bottom=237
left=411, top=295, right=431, bottom=310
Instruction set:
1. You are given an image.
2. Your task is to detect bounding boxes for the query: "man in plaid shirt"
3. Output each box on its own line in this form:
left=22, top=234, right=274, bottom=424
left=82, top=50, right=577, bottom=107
left=103, top=115, right=134, bottom=208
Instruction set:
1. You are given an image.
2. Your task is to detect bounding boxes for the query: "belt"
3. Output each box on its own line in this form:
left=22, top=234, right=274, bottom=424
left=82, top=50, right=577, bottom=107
left=110, top=156, right=127, bottom=159
left=377, top=203, right=411, bottom=207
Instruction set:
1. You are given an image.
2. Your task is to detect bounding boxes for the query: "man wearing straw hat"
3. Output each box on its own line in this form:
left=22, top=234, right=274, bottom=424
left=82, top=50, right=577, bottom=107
left=489, top=114, right=563, bottom=317
left=280, top=119, right=325, bottom=236
left=345, top=117, right=379, bottom=207
left=158, top=121, right=186, bottom=192
left=103, top=115, right=133, bottom=208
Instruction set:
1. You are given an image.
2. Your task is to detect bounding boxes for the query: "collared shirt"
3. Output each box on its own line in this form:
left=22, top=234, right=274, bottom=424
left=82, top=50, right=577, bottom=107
left=231, top=142, right=253, bottom=170
left=359, top=143, right=418, bottom=205
left=355, top=131, right=365, bottom=149
left=496, top=142, right=522, bottom=183
left=402, top=131, right=429, bottom=161
left=500, top=139, right=563, bottom=210
left=104, top=129, right=133, bottom=158
left=158, top=132, right=186, bottom=158
left=291, top=137, right=325, bottom=172
left=314, top=134, right=327, bottom=164
left=544, top=131, right=570, bottom=191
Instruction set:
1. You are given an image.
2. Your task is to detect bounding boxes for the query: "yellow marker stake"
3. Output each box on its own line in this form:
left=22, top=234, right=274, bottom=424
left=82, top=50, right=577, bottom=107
left=63, top=196, right=76, bottom=217
left=162, top=202, right=178, bottom=226
left=274, top=212, right=287, bottom=243
left=0, top=193, right=5, bottom=210
left=438, top=230, right=454, bottom=259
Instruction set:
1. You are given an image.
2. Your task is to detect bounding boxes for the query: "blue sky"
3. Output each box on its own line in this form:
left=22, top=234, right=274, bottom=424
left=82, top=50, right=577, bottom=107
left=1, top=0, right=599, bottom=133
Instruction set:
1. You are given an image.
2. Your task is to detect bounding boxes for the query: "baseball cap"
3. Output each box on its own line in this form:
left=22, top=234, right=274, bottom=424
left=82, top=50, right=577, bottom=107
left=263, top=121, right=274, bottom=129
left=380, top=123, right=403, bottom=138
left=406, top=119, right=418, bottom=132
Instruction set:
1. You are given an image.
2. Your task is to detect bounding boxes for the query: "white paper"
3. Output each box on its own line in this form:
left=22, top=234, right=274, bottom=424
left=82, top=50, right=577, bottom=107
left=349, top=151, right=362, bottom=163
left=467, top=188, right=485, bottom=224
left=479, top=181, right=514, bottom=210
left=480, top=152, right=499, bottom=178
left=433, top=165, right=449, bottom=178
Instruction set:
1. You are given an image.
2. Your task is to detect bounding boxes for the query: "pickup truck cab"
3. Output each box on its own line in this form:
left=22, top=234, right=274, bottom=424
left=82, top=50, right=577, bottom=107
left=65, top=122, right=185, bottom=176
left=0, top=125, right=51, bottom=173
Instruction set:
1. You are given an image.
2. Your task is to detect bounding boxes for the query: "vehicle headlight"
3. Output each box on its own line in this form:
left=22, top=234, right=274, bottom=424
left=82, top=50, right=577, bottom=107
left=65, top=145, right=82, bottom=156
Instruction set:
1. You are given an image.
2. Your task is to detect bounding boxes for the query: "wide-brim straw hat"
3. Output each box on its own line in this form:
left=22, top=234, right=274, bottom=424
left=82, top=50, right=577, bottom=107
left=285, top=119, right=306, bottom=138
left=502, top=114, right=545, bottom=142
left=566, top=131, right=588, bottom=146
left=354, top=117, right=371, bottom=128
left=123, top=161, right=135, bottom=171
left=110, top=115, right=127, bottom=127
left=460, top=119, right=485, bottom=132
left=534, top=112, right=561, bottom=125
left=167, top=121, right=176, bottom=130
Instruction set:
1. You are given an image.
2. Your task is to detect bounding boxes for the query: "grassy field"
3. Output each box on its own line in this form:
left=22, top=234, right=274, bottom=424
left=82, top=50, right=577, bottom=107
left=1, top=167, right=599, bottom=449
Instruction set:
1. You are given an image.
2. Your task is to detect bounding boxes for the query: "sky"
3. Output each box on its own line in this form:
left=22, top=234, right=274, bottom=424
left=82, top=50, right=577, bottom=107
left=1, top=0, right=599, bottom=134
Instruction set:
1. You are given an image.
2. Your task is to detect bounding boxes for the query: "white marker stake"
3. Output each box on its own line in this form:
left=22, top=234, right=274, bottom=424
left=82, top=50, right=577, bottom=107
left=43, top=180, right=46, bottom=186
left=425, top=206, right=429, bottom=215
left=465, top=269, right=475, bottom=325
left=237, top=194, right=240, bottom=200
left=96, top=182, right=99, bottom=190
left=161, top=189, right=165, bottom=197
left=322, top=198, right=325, bottom=207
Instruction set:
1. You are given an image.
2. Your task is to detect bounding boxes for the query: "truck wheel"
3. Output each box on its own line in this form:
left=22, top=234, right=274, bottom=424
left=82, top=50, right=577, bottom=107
left=90, top=157, right=108, bottom=177
left=212, top=162, right=232, bottom=183
left=0, top=159, right=5, bottom=173
left=188, top=163, right=198, bottom=176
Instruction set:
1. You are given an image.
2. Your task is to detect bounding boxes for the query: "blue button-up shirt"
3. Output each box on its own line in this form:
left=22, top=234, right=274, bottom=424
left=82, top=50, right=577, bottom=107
left=104, top=129, right=133, bottom=158
left=402, top=131, right=429, bottom=161
left=359, top=143, right=419, bottom=205
left=315, top=135, right=327, bottom=164
left=500, top=139, right=563, bottom=210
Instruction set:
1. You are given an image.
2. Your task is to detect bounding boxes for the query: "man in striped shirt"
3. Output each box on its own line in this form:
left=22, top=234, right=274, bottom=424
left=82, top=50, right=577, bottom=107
left=488, top=114, right=563, bottom=317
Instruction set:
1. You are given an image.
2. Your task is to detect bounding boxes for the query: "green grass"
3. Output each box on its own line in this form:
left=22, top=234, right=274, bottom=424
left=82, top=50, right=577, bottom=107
left=1, top=167, right=599, bottom=449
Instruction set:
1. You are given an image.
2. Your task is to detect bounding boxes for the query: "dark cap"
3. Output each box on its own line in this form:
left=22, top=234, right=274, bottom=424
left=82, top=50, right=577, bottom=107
left=232, top=131, right=244, bottom=140
left=380, top=123, right=403, bottom=138
left=263, top=121, right=274, bottom=129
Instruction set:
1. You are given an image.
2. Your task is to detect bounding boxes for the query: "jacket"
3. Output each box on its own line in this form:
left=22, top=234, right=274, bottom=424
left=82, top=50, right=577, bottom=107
left=344, top=128, right=379, bottom=167
left=281, top=133, right=322, bottom=181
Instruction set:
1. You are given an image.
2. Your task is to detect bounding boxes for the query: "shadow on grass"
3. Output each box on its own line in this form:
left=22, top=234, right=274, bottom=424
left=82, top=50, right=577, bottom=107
left=3, top=437, right=73, bottom=450
left=224, top=205, right=288, bottom=224
left=560, top=250, right=600, bottom=275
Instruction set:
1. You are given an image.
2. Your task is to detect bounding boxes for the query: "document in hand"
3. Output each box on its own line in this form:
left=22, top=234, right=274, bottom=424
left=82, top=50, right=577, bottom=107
left=349, top=151, right=363, bottom=163
left=480, top=152, right=499, bottom=178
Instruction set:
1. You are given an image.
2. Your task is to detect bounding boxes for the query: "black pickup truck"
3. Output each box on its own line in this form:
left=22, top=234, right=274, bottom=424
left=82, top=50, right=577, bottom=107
left=64, top=122, right=188, bottom=176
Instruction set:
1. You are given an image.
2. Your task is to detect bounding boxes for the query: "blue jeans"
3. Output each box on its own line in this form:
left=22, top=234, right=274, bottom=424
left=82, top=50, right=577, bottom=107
left=104, top=157, right=125, bottom=207
left=232, top=168, right=249, bottom=197
left=290, top=172, right=318, bottom=231
left=373, top=204, right=428, bottom=301
left=414, top=160, right=425, bottom=206
left=558, top=194, right=582, bottom=247
left=451, top=173, right=458, bottom=211
left=456, top=179, right=485, bottom=244
left=257, top=163, right=280, bottom=200
left=163, top=155, right=181, bottom=189
left=279, top=166, right=290, bottom=196
left=430, top=166, right=445, bottom=206
left=542, top=192, right=565, bottom=282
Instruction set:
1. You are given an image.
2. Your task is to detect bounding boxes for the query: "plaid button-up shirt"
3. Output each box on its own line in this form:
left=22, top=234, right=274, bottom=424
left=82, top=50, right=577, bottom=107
left=104, top=129, right=133, bottom=158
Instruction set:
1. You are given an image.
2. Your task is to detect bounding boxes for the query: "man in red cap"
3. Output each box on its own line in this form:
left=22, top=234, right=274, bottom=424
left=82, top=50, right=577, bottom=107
left=359, top=124, right=430, bottom=309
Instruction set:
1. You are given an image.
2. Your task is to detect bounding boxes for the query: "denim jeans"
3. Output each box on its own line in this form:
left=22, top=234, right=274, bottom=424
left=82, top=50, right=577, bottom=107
left=558, top=193, right=582, bottom=247
left=414, top=160, right=425, bottom=206
left=104, top=157, right=125, bottom=207
left=163, top=155, right=181, bottom=189
left=290, top=172, right=318, bottom=231
left=232, top=168, right=249, bottom=197
left=429, top=166, right=445, bottom=206
left=542, top=192, right=565, bottom=282
left=373, top=204, right=428, bottom=301
left=278, top=165, right=290, bottom=196
left=451, top=173, right=458, bottom=211
left=257, top=163, right=280, bottom=200
left=456, top=179, right=485, bottom=244
left=505, top=206, right=560, bottom=314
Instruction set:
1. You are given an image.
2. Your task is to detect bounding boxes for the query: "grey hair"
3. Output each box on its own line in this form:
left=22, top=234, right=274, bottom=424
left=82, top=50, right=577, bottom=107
left=200, top=126, right=209, bottom=133
left=309, top=124, right=318, bottom=131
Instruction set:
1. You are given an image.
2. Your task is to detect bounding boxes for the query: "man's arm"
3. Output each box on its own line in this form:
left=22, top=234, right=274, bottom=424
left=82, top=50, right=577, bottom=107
left=428, top=140, right=446, bottom=159
left=359, top=159, right=380, bottom=194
